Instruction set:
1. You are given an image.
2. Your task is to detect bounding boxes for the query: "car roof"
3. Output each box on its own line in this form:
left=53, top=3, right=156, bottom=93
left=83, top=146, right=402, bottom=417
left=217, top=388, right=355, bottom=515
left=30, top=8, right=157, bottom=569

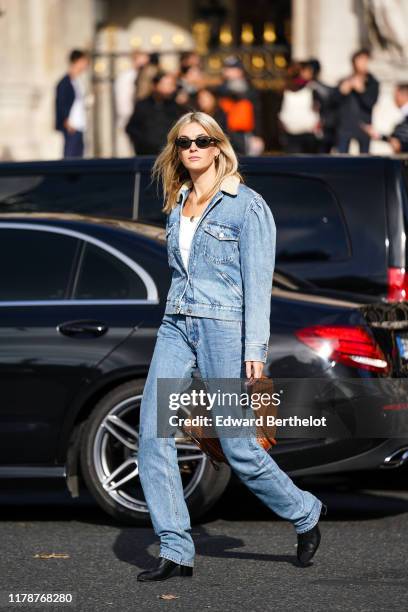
left=0, top=211, right=167, bottom=243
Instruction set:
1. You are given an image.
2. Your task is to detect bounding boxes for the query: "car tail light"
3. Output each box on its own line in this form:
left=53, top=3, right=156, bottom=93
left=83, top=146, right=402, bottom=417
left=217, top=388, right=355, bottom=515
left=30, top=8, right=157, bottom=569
left=295, top=325, right=390, bottom=373
left=387, top=267, right=408, bottom=301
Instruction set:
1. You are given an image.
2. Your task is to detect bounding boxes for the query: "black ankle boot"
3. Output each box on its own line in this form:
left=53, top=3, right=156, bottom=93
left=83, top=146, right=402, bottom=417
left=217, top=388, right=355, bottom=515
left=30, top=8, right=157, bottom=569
left=296, top=502, right=327, bottom=567
left=137, top=557, right=194, bottom=582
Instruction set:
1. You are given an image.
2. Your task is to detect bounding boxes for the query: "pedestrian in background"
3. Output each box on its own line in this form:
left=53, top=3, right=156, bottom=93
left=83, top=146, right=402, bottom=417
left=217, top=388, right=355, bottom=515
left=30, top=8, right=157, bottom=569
left=195, top=86, right=227, bottom=132
left=333, top=48, right=379, bottom=153
left=303, top=59, right=338, bottom=153
left=114, top=50, right=150, bottom=155
left=175, top=64, right=206, bottom=109
left=125, top=71, right=187, bottom=155
left=132, top=52, right=161, bottom=101
left=362, top=82, right=408, bottom=153
left=55, top=49, right=90, bottom=158
left=278, top=61, right=320, bottom=153
left=179, top=50, right=202, bottom=72
left=216, top=56, right=264, bottom=156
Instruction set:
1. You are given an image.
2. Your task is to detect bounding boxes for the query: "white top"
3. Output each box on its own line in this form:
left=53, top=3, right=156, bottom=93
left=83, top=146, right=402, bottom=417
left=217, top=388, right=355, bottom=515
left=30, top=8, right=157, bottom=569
left=68, top=77, right=86, bottom=131
left=179, top=206, right=202, bottom=270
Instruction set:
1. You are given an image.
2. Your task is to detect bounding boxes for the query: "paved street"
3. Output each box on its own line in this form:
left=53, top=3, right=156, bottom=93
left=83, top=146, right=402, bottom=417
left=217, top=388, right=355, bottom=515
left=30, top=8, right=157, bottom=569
left=1, top=469, right=408, bottom=612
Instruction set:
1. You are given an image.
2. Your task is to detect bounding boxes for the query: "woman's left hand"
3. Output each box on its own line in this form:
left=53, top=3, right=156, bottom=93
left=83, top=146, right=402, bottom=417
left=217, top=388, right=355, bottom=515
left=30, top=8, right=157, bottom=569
left=245, top=360, right=264, bottom=381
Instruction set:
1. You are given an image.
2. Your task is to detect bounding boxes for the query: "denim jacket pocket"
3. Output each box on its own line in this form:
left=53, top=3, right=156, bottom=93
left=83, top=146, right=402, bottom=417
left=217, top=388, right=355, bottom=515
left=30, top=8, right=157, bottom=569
left=216, top=269, right=243, bottom=300
left=203, top=221, right=240, bottom=264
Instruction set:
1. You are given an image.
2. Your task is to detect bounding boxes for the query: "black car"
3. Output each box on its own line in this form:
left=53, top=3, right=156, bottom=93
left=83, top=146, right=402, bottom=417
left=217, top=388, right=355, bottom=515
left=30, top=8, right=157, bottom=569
left=1, top=212, right=408, bottom=525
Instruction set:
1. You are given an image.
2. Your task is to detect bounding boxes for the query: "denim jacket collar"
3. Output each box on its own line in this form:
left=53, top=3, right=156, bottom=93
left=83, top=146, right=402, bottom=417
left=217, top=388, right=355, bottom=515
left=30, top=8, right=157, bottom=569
left=176, top=175, right=240, bottom=204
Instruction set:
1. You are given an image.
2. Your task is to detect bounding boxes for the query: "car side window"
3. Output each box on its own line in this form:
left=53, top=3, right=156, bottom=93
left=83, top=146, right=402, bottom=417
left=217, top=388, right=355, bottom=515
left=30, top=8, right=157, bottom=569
left=245, top=174, right=350, bottom=262
left=73, top=242, right=146, bottom=300
left=0, top=228, right=78, bottom=301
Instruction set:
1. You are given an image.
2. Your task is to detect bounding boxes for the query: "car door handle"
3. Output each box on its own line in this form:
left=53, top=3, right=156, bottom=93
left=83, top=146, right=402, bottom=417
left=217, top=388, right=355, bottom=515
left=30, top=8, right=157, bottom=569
left=57, top=319, right=109, bottom=338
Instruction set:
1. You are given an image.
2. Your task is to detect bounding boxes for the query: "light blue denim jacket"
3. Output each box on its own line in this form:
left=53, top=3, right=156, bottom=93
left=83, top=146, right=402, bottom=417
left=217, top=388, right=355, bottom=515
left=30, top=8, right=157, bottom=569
left=164, top=175, right=276, bottom=363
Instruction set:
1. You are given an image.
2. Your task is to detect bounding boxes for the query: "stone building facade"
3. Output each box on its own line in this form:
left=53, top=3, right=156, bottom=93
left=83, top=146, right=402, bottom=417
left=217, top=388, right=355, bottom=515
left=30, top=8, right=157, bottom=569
left=1, top=0, right=406, bottom=160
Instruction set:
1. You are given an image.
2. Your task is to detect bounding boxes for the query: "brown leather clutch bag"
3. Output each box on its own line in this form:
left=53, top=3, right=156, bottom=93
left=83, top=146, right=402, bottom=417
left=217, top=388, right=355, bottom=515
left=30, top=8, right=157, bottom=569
left=180, top=375, right=278, bottom=468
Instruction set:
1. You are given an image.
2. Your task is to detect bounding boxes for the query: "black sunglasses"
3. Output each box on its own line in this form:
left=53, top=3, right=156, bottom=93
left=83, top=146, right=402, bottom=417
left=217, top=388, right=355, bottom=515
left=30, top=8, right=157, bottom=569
left=175, top=135, right=219, bottom=149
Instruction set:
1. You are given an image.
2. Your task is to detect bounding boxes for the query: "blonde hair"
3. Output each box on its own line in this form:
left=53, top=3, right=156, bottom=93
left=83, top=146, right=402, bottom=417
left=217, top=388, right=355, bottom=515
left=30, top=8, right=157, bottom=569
left=151, top=111, right=244, bottom=215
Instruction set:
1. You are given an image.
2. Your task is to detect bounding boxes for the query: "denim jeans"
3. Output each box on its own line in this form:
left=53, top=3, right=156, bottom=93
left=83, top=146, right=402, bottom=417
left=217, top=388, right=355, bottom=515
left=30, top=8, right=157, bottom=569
left=137, top=313, right=323, bottom=567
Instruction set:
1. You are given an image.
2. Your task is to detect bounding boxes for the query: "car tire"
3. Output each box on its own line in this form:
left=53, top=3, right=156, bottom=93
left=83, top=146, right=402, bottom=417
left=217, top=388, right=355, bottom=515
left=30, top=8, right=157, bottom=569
left=79, top=380, right=231, bottom=525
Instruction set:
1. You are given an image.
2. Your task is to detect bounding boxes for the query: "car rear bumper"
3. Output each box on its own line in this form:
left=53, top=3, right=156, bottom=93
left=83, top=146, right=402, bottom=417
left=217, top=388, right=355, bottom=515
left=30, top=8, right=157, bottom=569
left=284, top=437, right=408, bottom=476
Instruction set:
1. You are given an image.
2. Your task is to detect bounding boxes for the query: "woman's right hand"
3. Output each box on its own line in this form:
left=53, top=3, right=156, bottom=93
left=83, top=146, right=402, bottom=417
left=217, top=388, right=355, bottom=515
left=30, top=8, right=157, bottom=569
left=245, top=360, right=264, bottom=382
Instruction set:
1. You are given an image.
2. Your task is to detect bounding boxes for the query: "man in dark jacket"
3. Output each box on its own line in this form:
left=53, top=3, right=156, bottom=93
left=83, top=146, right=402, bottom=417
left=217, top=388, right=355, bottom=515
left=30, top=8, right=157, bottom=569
left=333, top=48, right=379, bottom=153
left=302, top=59, right=338, bottom=153
left=125, top=71, right=186, bottom=155
left=55, top=49, right=89, bottom=158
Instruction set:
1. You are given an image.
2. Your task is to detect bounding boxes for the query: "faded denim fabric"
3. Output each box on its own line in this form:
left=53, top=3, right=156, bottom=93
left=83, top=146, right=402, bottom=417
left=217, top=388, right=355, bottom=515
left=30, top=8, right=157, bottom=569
left=164, top=175, right=276, bottom=363
left=138, top=313, right=324, bottom=567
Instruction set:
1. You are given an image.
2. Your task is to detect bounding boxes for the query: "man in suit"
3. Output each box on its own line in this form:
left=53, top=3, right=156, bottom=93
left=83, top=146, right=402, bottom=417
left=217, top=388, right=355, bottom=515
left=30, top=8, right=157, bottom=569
left=363, top=83, right=408, bottom=153
left=55, top=49, right=90, bottom=158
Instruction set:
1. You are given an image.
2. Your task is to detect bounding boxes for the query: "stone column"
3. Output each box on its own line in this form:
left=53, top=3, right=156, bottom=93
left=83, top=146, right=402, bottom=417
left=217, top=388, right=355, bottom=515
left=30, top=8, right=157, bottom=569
left=292, top=0, right=361, bottom=85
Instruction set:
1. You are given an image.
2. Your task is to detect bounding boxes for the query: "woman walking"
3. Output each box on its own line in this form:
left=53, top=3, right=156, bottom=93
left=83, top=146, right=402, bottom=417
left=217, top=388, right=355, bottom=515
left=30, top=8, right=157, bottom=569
left=136, top=111, right=327, bottom=581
